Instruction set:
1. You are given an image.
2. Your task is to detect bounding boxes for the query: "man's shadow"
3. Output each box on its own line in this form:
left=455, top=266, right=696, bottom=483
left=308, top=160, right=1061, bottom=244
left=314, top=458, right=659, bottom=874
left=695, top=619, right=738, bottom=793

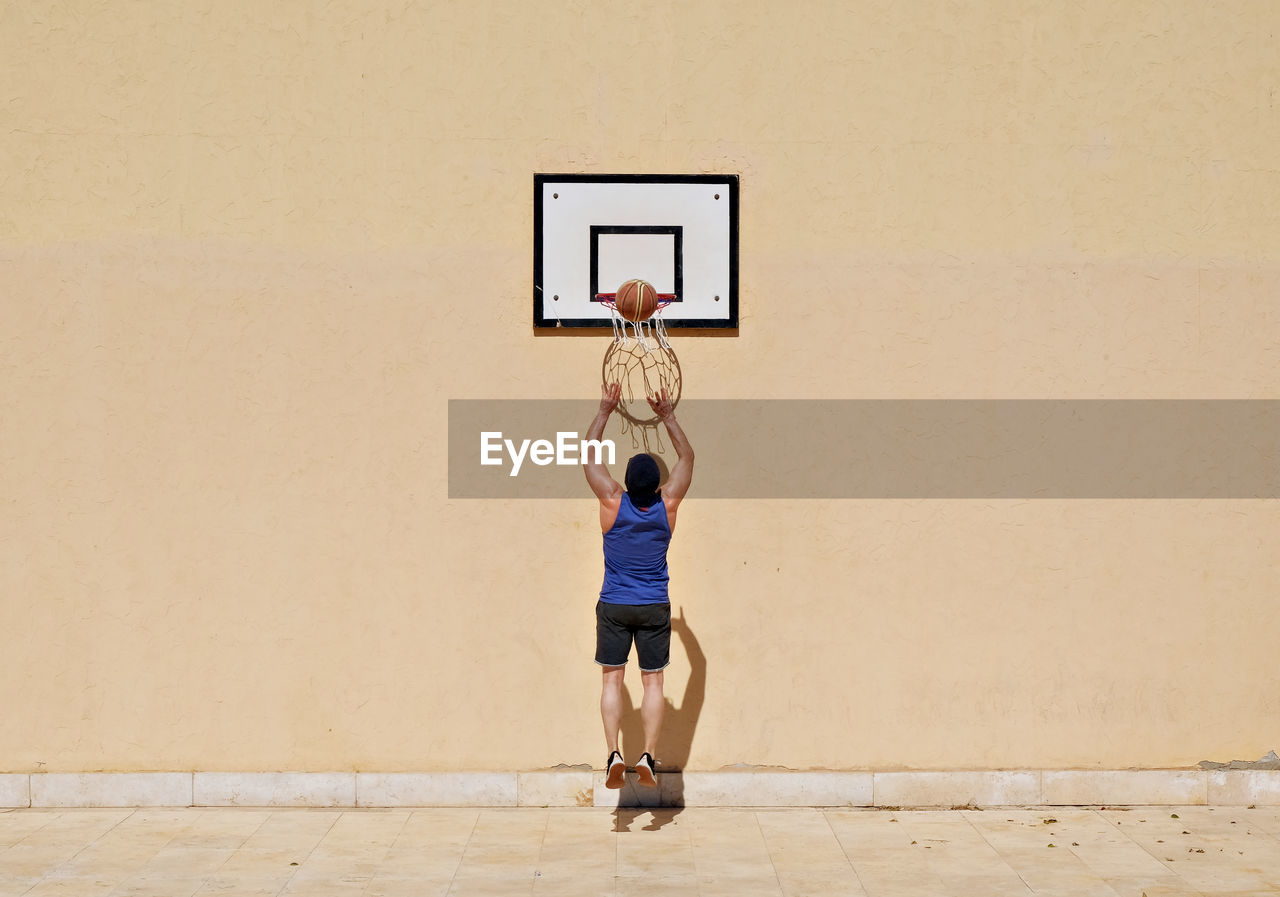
left=611, top=607, right=705, bottom=831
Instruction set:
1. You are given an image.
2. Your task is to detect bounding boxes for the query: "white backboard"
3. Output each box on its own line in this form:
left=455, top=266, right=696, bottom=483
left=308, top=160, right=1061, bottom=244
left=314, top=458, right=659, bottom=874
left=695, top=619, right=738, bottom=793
left=534, top=174, right=739, bottom=329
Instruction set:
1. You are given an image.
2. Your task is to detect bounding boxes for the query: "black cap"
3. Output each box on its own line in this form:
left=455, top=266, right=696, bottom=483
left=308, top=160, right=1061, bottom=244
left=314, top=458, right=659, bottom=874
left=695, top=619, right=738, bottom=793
left=625, top=454, right=661, bottom=508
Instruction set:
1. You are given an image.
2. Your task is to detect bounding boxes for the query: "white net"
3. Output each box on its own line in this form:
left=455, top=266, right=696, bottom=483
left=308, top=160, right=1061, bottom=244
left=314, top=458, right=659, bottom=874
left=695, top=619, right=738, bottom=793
left=601, top=304, right=682, bottom=451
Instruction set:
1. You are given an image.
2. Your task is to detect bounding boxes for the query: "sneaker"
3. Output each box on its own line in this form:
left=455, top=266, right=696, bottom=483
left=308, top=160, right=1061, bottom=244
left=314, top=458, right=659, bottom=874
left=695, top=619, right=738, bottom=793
left=635, top=752, right=657, bottom=787
left=605, top=750, right=626, bottom=790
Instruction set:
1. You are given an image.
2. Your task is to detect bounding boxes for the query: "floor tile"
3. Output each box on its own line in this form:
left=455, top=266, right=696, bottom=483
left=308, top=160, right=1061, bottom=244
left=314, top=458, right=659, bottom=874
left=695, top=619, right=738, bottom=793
left=21, top=879, right=120, bottom=897
left=365, top=879, right=452, bottom=897
left=613, top=876, right=700, bottom=897
left=136, top=846, right=235, bottom=879
left=0, top=805, right=1275, bottom=897
left=107, top=879, right=206, bottom=897
left=825, top=811, right=919, bottom=851
left=934, top=874, right=1034, bottom=897
left=0, top=876, right=46, bottom=896
left=773, top=871, right=867, bottom=897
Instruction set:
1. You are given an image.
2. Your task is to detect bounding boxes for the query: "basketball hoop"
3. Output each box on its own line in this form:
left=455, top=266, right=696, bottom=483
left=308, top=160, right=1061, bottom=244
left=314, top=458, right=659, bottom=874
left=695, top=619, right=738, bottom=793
left=599, top=288, right=682, bottom=450
left=595, top=291, right=677, bottom=309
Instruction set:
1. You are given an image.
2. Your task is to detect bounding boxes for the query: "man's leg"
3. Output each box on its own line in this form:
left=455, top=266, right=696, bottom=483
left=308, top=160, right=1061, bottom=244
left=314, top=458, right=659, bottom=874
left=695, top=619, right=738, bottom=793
left=600, top=665, right=626, bottom=754
left=631, top=603, right=670, bottom=787
left=600, top=664, right=628, bottom=789
left=633, top=668, right=664, bottom=787
left=639, top=669, right=664, bottom=756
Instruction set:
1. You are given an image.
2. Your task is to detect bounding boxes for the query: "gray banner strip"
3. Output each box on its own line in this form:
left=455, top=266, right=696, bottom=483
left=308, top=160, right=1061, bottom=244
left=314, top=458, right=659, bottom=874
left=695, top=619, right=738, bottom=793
left=448, top=400, right=1280, bottom=499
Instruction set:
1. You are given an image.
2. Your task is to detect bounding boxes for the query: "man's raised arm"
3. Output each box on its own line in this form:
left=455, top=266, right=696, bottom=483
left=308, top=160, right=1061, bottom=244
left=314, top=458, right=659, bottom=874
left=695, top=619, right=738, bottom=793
left=585, top=383, right=623, bottom=503
left=648, top=390, right=693, bottom=510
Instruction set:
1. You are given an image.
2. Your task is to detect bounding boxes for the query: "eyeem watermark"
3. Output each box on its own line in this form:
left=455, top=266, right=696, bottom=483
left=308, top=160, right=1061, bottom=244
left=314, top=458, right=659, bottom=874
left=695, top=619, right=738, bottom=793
left=452, top=400, right=1280, bottom=497
left=480, top=431, right=615, bottom=477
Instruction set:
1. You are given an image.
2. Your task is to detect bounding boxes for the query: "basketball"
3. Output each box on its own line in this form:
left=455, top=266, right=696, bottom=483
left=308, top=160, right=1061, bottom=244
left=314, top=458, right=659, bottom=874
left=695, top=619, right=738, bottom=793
left=615, top=278, right=659, bottom=322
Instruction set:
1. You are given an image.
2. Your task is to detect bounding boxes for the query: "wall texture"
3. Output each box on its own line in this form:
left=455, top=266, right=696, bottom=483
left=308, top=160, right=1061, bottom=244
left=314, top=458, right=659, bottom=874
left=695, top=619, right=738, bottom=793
left=2, top=0, right=1277, bottom=774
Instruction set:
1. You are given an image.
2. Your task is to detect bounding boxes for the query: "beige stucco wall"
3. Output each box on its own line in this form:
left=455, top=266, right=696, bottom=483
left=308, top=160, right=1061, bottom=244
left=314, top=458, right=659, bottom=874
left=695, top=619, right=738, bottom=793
left=2, top=1, right=1277, bottom=774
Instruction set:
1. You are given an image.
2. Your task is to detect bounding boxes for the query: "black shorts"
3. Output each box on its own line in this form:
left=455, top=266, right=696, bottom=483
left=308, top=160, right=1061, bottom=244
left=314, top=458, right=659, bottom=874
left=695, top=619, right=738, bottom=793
left=595, top=601, right=671, bottom=671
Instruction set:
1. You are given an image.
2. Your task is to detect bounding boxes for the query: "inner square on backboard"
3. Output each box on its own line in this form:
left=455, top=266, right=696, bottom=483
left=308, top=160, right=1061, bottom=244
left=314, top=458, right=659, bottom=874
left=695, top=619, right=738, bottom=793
left=590, top=226, right=682, bottom=303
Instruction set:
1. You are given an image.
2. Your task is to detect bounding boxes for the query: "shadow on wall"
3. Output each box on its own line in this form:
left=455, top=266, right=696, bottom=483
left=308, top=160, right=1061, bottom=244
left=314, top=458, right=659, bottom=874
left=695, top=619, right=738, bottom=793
left=608, top=606, right=705, bottom=826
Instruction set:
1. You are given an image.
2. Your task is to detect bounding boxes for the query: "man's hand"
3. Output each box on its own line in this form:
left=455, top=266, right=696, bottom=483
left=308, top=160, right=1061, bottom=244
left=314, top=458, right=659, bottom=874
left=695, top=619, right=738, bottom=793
left=600, top=382, right=622, bottom=416
left=646, top=388, right=676, bottom=422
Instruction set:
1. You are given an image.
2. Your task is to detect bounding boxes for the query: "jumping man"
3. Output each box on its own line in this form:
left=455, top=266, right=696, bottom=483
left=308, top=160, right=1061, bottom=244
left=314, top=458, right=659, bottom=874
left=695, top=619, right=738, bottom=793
left=584, top=383, right=694, bottom=789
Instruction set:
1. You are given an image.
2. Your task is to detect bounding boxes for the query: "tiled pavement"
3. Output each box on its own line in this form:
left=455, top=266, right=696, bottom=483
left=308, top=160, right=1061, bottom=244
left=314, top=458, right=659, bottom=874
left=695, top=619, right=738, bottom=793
left=2, top=805, right=1279, bottom=896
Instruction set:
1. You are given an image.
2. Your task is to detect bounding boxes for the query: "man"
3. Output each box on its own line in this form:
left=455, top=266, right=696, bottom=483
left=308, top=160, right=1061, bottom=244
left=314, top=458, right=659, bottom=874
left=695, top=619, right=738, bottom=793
left=584, top=383, right=694, bottom=789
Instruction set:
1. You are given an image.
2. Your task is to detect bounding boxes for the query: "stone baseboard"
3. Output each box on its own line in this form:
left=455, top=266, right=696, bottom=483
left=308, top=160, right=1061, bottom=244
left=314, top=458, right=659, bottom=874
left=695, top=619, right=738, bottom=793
left=3, top=770, right=1278, bottom=809
left=28, top=773, right=191, bottom=808
left=0, top=774, right=31, bottom=808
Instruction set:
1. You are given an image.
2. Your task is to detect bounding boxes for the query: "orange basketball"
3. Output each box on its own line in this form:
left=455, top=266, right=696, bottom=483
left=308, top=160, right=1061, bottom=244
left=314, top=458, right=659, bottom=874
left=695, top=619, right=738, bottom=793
left=615, top=279, right=659, bottom=322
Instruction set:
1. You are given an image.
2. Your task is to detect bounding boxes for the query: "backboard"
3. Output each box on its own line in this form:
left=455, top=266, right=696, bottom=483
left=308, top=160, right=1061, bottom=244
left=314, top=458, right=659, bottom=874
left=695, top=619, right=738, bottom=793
left=533, top=174, right=738, bottom=329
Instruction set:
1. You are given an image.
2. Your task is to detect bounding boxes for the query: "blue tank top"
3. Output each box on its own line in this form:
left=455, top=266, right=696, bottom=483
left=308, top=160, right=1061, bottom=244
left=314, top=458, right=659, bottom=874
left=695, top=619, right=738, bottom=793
left=600, top=493, right=671, bottom=605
